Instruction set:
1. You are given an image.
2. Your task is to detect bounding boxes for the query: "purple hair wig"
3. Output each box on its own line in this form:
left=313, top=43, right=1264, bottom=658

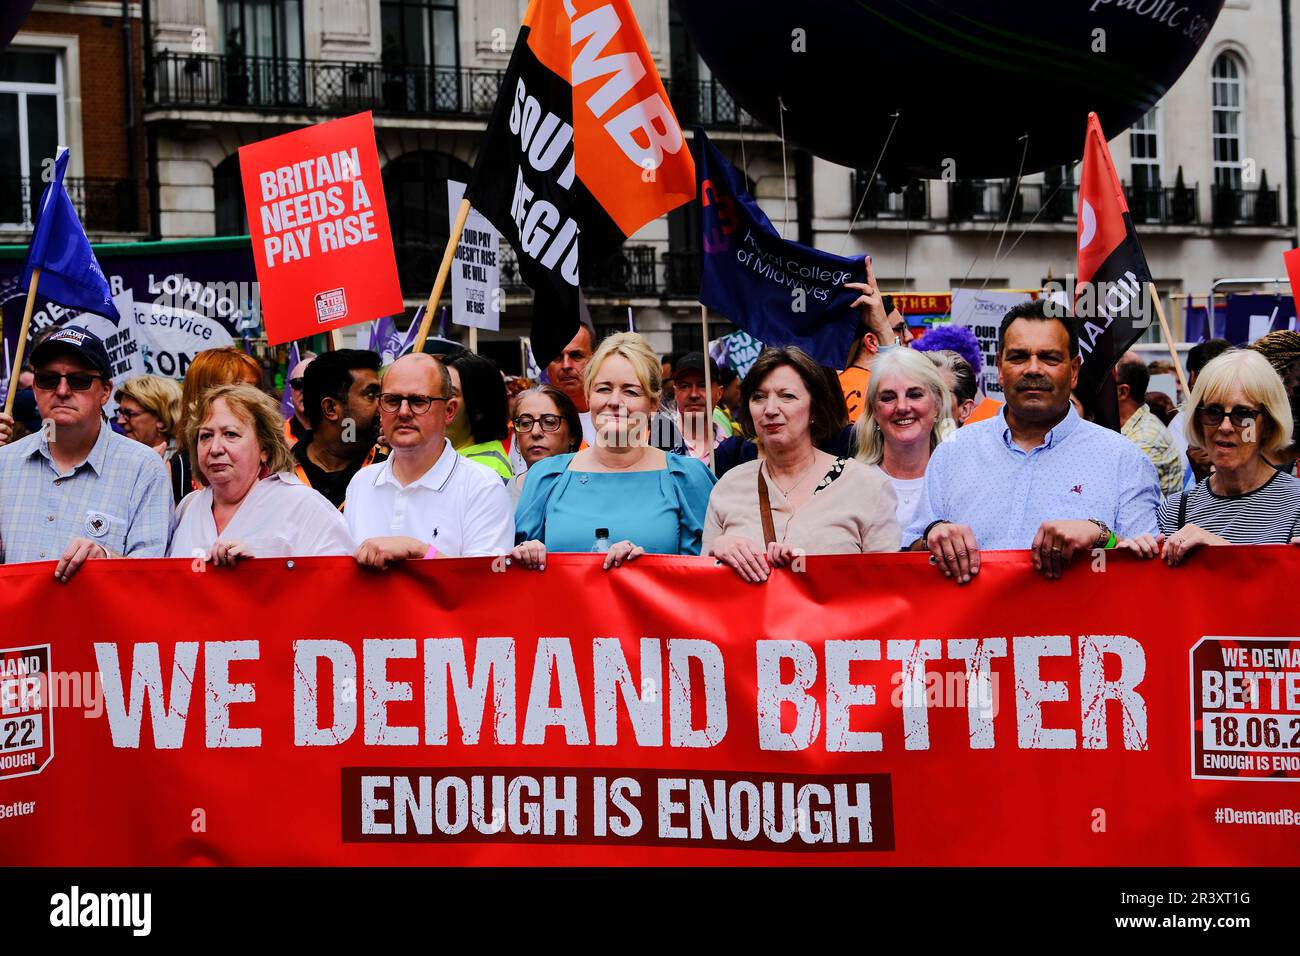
left=912, top=324, right=982, bottom=377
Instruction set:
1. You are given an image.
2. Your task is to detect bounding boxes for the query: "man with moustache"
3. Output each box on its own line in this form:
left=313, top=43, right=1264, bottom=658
left=345, top=353, right=513, bottom=567
left=904, top=299, right=1160, bottom=583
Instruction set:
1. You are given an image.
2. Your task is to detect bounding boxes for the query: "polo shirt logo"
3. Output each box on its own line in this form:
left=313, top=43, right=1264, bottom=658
left=1070, top=484, right=1083, bottom=495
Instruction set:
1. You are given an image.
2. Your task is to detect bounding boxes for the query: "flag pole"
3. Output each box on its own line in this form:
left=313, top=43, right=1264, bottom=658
left=4, top=266, right=41, bottom=416
left=414, top=197, right=472, bottom=352
left=519, top=337, right=527, bottom=377
left=1148, top=283, right=1190, bottom=399
left=699, top=301, right=715, bottom=474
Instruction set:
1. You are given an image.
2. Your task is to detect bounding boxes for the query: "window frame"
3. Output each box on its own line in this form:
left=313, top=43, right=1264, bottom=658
left=1210, top=52, right=1245, bottom=191
left=0, top=45, right=66, bottom=229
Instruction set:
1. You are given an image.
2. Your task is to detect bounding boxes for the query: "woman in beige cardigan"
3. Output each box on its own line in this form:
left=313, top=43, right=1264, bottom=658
left=703, top=347, right=899, bottom=582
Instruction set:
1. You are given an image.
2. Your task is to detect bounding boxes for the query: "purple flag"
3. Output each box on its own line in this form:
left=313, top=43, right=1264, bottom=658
left=280, top=341, right=300, bottom=422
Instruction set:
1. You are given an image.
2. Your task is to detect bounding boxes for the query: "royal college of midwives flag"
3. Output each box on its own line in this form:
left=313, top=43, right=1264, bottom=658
left=696, top=128, right=866, bottom=369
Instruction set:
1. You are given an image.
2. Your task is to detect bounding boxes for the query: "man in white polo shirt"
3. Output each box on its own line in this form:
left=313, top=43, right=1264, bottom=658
left=346, top=353, right=513, bottom=568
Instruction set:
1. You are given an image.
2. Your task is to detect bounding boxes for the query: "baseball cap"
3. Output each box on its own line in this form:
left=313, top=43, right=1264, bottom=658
left=672, top=351, right=721, bottom=380
left=29, top=326, right=112, bottom=378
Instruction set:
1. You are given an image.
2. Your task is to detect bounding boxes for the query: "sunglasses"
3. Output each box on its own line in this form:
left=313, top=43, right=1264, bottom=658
left=34, top=371, right=104, bottom=391
left=289, top=377, right=305, bottom=390
left=1195, top=404, right=1260, bottom=428
left=514, top=414, right=564, bottom=433
left=378, top=392, right=446, bottom=415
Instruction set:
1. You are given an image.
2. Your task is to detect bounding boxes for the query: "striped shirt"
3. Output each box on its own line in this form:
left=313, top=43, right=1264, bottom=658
left=0, top=422, right=174, bottom=564
left=1157, top=470, right=1300, bottom=543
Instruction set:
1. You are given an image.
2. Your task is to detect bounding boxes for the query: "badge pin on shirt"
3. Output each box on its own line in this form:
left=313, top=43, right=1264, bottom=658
left=85, top=512, right=109, bottom=537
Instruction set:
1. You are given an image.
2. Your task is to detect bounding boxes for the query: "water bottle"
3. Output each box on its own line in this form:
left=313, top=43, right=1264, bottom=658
left=590, top=528, right=611, bottom=553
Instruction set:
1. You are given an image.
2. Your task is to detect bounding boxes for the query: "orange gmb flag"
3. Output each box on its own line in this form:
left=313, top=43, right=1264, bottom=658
left=465, top=0, right=695, bottom=364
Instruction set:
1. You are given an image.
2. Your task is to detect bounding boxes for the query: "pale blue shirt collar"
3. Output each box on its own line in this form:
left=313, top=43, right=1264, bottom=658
left=997, top=403, right=1082, bottom=453
left=31, top=417, right=112, bottom=476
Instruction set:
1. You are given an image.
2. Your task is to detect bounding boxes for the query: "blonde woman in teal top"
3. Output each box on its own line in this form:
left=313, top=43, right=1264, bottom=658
left=512, top=332, right=716, bottom=569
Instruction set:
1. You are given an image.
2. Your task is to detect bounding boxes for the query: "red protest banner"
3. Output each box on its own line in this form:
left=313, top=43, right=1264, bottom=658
left=238, top=112, right=402, bottom=345
left=1, top=547, right=1297, bottom=865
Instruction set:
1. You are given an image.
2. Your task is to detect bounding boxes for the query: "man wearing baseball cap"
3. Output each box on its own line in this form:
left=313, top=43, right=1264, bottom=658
left=670, top=352, right=729, bottom=465
left=0, top=326, right=172, bottom=581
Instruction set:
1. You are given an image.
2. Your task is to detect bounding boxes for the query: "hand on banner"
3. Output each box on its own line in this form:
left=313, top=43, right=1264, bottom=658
left=925, top=522, right=980, bottom=584
left=766, top=541, right=800, bottom=569
left=1031, top=520, right=1097, bottom=579
left=1161, top=523, right=1229, bottom=566
left=710, top=534, right=772, bottom=583
left=0, top=411, right=13, bottom=448
left=53, top=537, right=110, bottom=583
left=1115, top=533, right=1162, bottom=559
left=354, top=536, right=429, bottom=570
left=844, top=255, right=886, bottom=336
left=603, top=540, right=645, bottom=570
left=510, top=539, right=548, bottom=570
left=208, top=540, right=253, bottom=567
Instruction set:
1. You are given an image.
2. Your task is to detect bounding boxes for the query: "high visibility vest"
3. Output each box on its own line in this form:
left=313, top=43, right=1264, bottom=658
left=457, top=439, right=511, bottom=482
left=294, top=444, right=384, bottom=510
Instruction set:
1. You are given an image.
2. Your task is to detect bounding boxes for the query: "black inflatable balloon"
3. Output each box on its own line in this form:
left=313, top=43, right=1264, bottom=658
left=677, top=0, right=1225, bottom=179
left=1, top=2, right=37, bottom=52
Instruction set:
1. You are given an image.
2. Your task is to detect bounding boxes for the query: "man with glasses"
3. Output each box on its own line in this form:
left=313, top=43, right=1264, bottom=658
left=0, top=326, right=172, bottom=581
left=346, top=353, right=513, bottom=567
left=839, top=256, right=913, bottom=424
left=283, top=353, right=315, bottom=447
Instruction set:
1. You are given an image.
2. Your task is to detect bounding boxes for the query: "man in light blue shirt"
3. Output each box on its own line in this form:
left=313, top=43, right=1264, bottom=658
left=0, top=327, right=172, bottom=581
left=905, top=299, right=1159, bottom=583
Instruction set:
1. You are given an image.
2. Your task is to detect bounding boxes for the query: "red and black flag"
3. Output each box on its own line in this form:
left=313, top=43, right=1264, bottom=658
left=1075, top=111, right=1154, bottom=430
left=465, top=0, right=695, bottom=364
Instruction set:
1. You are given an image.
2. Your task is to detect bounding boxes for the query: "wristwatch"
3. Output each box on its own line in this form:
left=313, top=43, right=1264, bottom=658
left=1086, top=518, right=1115, bottom=549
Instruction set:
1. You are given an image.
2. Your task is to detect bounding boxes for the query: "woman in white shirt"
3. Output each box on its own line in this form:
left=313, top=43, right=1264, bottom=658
left=854, top=348, right=955, bottom=534
left=168, top=383, right=353, bottom=563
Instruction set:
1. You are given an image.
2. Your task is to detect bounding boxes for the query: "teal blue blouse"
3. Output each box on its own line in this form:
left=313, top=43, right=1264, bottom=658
left=514, top=452, right=716, bottom=555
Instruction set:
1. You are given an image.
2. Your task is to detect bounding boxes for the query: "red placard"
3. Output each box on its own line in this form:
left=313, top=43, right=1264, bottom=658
left=1, top=547, right=1298, bottom=865
left=238, top=112, right=403, bottom=345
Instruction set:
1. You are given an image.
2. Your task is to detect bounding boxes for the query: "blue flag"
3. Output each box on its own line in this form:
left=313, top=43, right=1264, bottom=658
left=22, top=149, right=119, bottom=321
left=696, top=129, right=865, bottom=368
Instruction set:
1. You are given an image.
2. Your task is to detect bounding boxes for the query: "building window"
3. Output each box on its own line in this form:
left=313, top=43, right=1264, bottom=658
left=1211, top=53, right=1244, bottom=190
left=381, top=0, right=460, bottom=112
left=383, top=150, right=472, bottom=295
left=0, top=48, right=64, bottom=227
left=219, top=0, right=305, bottom=106
left=213, top=154, right=246, bottom=236
left=1129, top=107, right=1161, bottom=189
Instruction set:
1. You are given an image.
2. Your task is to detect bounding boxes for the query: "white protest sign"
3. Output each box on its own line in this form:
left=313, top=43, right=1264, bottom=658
left=68, top=290, right=142, bottom=417
left=447, top=180, right=501, bottom=332
left=949, top=289, right=1036, bottom=399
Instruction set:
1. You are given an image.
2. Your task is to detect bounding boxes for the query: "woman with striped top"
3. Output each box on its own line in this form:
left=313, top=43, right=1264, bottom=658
left=1124, top=350, right=1300, bottom=565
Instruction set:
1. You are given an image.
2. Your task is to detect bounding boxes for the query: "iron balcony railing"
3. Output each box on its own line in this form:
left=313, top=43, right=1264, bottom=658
left=153, top=51, right=750, bottom=129
left=151, top=50, right=507, bottom=116
left=946, top=179, right=1207, bottom=227
left=850, top=172, right=930, bottom=220
left=1211, top=185, right=1282, bottom=227
left=1, top=176, right=140, bottom=232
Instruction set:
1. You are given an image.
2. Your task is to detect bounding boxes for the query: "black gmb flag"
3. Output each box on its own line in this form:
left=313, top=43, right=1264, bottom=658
left=465, top=0, right=695, bottom=365
left=1074, top=111, right=1154, bottom=430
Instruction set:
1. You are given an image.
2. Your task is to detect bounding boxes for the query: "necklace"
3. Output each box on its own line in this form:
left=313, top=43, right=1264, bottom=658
left=766, top=456, right=818, bottom=497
